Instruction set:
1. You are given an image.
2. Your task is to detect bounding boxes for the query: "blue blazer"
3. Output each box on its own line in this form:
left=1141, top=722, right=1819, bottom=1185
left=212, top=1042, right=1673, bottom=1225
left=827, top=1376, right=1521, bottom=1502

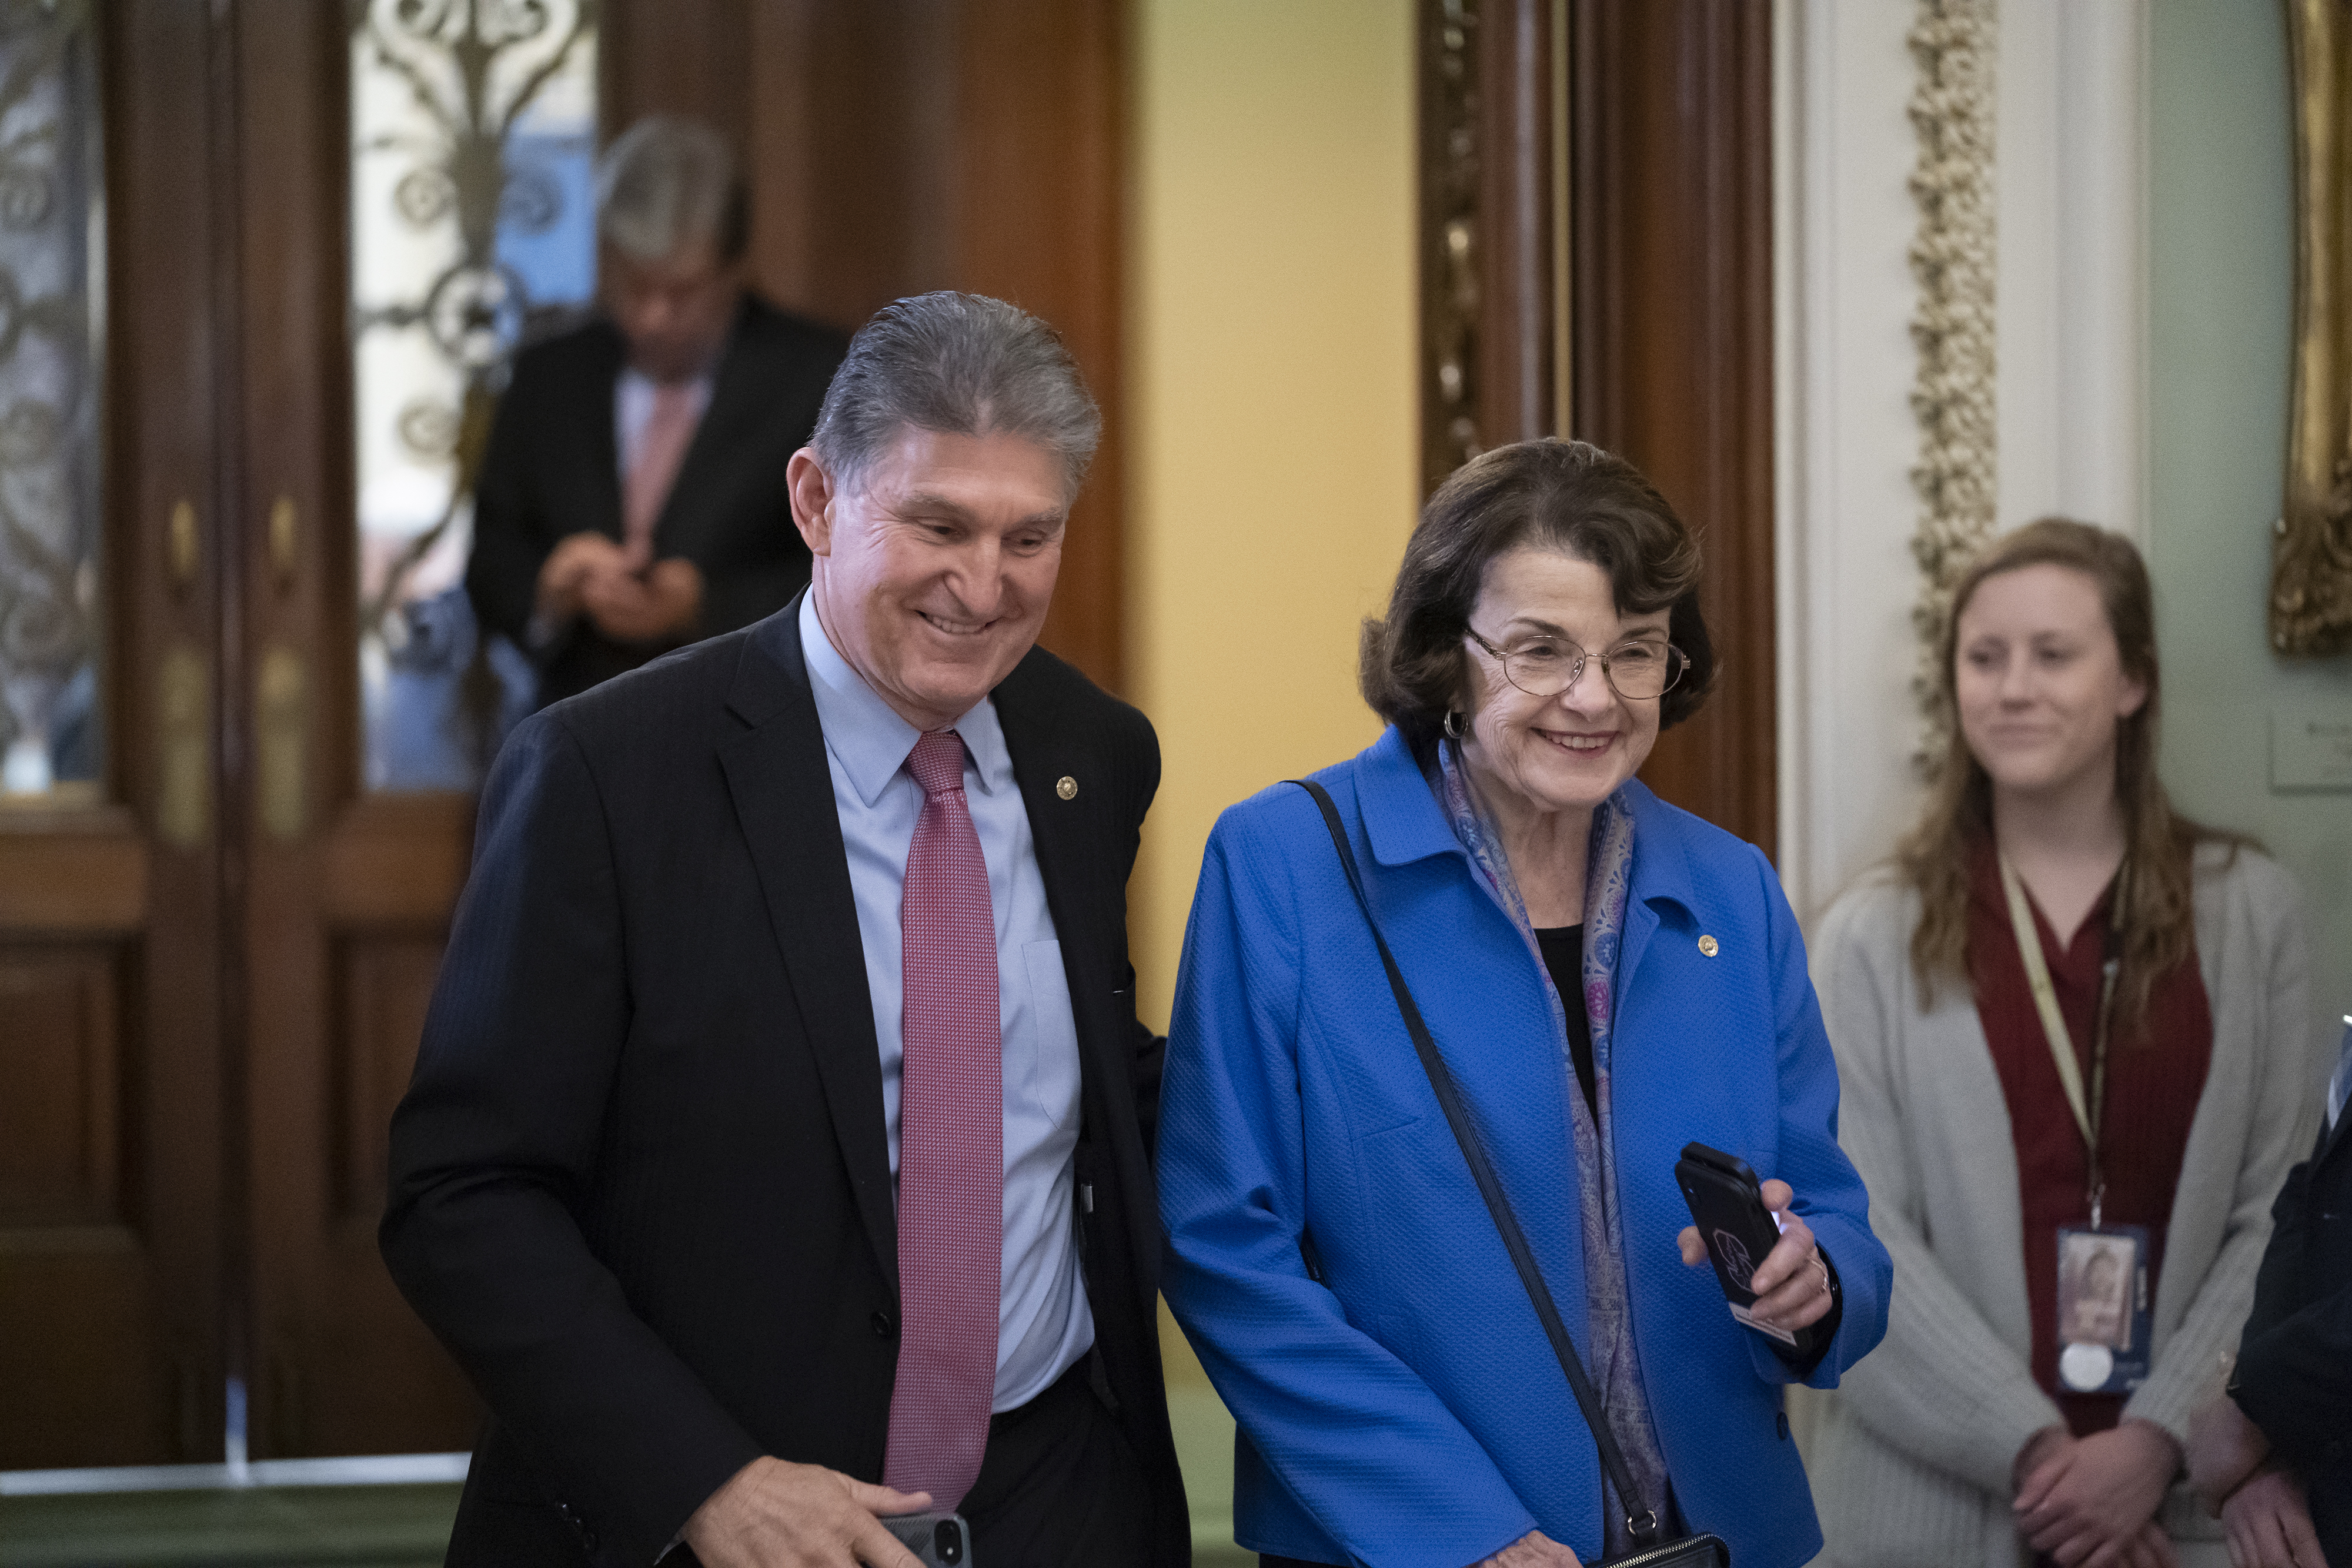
left=1158, top=728, right=1890, bottom=1568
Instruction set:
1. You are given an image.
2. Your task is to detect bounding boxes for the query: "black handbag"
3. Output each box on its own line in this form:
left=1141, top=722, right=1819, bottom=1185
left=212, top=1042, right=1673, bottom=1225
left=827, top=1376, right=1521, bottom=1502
left=1295, top=780, right=1731, bottom=1568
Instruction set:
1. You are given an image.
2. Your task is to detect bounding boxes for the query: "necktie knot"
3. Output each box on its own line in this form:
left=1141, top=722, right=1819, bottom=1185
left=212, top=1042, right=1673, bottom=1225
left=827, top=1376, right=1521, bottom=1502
left=908, top=730, right=967, bottom=800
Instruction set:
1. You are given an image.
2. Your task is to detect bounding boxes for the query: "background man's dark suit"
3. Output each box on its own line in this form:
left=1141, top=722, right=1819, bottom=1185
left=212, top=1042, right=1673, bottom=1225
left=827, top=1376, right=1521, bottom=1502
left=466, top=296, right=847, bottom=706
left=2233, top=1108, right=2352, bottom=1560
left=380, top=596, right=1188, bottom=1567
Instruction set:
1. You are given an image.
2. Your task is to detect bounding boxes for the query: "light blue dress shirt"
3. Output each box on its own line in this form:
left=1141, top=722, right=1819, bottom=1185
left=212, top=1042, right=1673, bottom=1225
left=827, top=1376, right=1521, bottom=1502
left=798, top=592, right=1094, bottom=1413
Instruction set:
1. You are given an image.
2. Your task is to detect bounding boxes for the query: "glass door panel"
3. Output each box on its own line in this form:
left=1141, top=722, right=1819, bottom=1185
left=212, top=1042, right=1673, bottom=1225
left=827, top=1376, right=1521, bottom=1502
left=0, top=1, right=103, bottom=804
left=350, top=0, right=597, bottom=791
left=0, top=0, right=227, bottom=1466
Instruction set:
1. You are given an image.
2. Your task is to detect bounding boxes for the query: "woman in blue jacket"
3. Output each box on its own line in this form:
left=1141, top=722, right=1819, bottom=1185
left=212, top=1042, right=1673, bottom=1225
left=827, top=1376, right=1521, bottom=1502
left=1158, top=439, right=1891, bottom=1568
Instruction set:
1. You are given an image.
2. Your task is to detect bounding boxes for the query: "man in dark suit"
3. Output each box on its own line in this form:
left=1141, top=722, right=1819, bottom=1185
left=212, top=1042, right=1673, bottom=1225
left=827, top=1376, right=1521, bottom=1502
left=385, top=292, right=1187, bottom=1567
left=467, top=116, right=847, bottom=707
left=2189, top=1018, right=2351, bottom=1567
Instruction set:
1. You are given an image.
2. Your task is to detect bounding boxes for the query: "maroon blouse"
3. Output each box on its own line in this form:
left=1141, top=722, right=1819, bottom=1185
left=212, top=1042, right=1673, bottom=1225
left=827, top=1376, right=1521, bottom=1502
left=1966, top=840, right=2213, bottom=1436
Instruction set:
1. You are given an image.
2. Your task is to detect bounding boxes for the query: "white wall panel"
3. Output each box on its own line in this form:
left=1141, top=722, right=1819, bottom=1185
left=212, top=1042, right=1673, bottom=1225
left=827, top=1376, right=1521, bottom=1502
left=1776, top=0, right=2147, bottom=919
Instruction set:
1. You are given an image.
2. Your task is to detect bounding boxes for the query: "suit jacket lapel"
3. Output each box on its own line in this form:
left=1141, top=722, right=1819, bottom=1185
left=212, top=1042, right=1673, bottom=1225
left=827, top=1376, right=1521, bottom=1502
left=656, top=299, right=760, bottom=561
left=993, top=662, right=1129, bottom=1125
left=563, top=323, right=626, bottom=543
left=717, top=601, right=898, bottom=1284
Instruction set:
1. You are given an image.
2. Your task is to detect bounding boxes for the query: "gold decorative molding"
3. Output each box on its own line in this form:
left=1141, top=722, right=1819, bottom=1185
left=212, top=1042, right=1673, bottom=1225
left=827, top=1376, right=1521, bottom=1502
left=167, top=499, right=197, bottom=596
left=267, top=494, right=298, bottom=593
left=2276, top=0, right=2352, bottom=658
left=1905, top=0, right=1999, bottom=758
left=155, top=644, right=208, bottom=850
left=256, top=645, right=308, bottom=842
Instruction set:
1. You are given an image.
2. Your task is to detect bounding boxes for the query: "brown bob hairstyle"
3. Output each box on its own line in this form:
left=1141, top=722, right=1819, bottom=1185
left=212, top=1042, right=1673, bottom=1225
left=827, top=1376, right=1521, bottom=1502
left=1360, top=438, right=1715, bottom=760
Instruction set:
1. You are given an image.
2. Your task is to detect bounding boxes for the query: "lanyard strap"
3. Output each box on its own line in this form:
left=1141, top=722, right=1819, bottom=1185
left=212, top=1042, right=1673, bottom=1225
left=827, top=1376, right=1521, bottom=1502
left=1997, top=854, right=2122, bottom=1223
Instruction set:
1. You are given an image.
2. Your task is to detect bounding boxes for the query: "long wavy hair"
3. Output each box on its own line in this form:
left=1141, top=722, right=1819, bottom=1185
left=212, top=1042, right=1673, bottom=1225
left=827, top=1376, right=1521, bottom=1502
left=1897, top=518, right=2246, bottom=1032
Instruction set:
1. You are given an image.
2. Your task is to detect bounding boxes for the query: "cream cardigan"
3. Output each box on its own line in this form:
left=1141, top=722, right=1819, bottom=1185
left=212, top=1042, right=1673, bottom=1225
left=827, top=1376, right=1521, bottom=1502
left=1800, top=843, right=2328, bottom=1568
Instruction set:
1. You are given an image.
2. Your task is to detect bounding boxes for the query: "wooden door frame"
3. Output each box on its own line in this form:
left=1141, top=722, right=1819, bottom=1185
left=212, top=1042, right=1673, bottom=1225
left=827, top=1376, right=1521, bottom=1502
left=0, top=0, right=232, bottom=1466
left=1417, top=0, right=1776, bottom=858
left=235, top=0, right=486, bottom=1457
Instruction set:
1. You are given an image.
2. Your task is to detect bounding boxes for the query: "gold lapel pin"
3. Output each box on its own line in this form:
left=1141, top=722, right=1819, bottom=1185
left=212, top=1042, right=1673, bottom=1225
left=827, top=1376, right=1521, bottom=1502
left=1698, top=934, right=1719, bottom=958
left=1055, top=775, right=1078, bottom=800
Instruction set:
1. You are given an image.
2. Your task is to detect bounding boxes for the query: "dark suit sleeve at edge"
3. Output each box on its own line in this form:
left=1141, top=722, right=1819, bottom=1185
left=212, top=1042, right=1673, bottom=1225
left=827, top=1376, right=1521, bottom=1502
left=2232, top=1145, right=2352, bottom=1469
left=380, top=711, right=761, bottom=1563
left=1123, top=704, right=1167, bottom=1166
left=465, top=370, right=557, bottom=651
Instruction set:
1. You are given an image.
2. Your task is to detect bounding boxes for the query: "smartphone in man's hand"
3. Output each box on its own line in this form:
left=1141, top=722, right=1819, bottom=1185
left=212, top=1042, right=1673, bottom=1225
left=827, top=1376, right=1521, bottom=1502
left=883, top=1511, right=973, bottom=1566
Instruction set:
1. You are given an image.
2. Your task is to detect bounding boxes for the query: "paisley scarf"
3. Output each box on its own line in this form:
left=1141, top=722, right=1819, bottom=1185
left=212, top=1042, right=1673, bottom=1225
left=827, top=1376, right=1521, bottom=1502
left=1435, top=740, right=1671, bottom=1553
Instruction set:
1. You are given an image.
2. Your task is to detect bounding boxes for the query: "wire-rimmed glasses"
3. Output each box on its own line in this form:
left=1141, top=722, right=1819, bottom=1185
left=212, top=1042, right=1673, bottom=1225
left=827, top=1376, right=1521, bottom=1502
left=1464, top=627, right=1688, bottom=701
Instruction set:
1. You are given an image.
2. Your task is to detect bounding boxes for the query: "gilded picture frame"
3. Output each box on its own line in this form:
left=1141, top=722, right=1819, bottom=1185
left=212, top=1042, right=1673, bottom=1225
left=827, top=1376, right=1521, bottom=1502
left=2276, top=0, right=2352, bottom=656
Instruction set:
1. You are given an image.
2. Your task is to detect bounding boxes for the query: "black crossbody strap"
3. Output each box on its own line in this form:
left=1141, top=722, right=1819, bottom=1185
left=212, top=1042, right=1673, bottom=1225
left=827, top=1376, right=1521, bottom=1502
left=1292, top=780, right=1662, bottom=1547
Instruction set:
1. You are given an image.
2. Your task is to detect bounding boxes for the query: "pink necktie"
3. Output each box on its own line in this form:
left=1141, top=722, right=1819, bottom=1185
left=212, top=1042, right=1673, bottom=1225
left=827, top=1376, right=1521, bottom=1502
left=620, top=382, right=699, bottom=570
left=883, top=730, right=1003, bottom=1510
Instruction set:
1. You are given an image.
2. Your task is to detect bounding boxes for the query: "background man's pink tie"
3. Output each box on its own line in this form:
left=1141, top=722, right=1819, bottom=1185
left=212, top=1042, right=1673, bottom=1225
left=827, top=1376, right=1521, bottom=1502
left=620, top=381, right=698, bottom=570
left=883, top=730, right=1003, bottom=1511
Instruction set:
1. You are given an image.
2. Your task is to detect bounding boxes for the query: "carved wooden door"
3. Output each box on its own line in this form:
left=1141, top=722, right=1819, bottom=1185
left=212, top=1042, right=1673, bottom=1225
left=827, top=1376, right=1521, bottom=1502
left=0, top=0, right=507, bottom=1466
left=232, top=0, right=498, bottom=1457
left=0, top=1, right=230, bottom=1466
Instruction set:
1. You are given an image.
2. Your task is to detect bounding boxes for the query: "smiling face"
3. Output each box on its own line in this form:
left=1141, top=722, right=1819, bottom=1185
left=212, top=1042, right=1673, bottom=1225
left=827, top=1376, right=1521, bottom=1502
left=1953, top=562, right=2147, bottom=805
left=1456, top=546, right=1669, bottom=827
left=791, top=427, right=1068, bottom=731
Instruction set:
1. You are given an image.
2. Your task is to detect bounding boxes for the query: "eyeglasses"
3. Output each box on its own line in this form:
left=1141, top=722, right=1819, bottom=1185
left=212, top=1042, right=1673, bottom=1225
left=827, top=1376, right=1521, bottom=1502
left=1464, top=627, right=1688, bottom=701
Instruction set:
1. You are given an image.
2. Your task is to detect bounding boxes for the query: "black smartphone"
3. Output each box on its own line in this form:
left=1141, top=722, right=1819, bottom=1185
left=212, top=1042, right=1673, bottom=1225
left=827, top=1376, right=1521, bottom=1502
left=1675, top=1141, right=1829, bottom=1362
left=883, top=1511, right=972, bottom=1566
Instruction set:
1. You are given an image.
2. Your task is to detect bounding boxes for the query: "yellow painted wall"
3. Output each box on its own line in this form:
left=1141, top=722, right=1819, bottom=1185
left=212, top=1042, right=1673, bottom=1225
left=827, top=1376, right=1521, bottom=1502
left=1127, top=0, right=1419, bottom=1041
left=1124, top=9, right=1416, bottom=1549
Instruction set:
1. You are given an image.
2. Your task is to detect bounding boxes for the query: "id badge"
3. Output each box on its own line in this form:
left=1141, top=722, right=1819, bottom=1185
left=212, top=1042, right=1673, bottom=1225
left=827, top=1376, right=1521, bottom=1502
left=2053, top=1225, right=2152, bottom=1393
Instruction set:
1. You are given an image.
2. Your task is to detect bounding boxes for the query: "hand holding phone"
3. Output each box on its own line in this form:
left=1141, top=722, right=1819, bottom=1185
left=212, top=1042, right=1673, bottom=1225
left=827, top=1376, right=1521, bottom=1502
left=1675, top=1142, right=1836, bottom=1360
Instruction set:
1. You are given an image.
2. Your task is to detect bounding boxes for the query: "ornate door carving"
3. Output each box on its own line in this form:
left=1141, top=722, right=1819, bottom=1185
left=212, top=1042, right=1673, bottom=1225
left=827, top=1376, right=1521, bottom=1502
left=0, top=0, right=230, bottom=1466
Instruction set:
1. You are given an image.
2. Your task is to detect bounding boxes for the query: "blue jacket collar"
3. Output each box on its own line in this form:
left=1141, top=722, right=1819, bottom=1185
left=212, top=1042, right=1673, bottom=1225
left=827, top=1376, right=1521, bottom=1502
left=1355, top=726, right=1705, bottom=922
left=1614, top=777, right=1699, bottom=920
left=1357, top=726, right=1466, bottom=868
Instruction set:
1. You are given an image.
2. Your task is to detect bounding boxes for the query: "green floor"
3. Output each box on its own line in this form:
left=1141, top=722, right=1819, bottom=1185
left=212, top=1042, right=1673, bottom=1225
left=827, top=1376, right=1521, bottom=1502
left=0, top=1485, right=460, bottom=1568
left=0, top=1393, right=1252, bottom=1567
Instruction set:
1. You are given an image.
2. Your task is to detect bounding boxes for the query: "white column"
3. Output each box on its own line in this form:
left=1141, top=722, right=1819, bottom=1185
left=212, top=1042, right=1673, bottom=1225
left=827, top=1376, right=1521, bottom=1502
left=1775, top=0, right=2150, bottom=919
left=1996, top=0, right=2149, bottom=540
left=1774, top=0, right=1931, bottom=921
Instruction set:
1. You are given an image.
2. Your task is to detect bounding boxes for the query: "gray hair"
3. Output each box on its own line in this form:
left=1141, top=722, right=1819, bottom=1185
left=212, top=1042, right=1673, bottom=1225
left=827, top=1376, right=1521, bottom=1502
left=596, top=116, right=747, bottom=263
left=811, top=292, right=1102, bottom=499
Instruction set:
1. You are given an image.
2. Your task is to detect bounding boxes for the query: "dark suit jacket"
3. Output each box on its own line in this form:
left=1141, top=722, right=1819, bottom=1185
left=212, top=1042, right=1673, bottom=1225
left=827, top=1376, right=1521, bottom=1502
left=2234, top=1109, right=2351, bottom=1560
left=380, top=596, right=1188, bottom=1567
left=466, top=295, right=847, bottom=707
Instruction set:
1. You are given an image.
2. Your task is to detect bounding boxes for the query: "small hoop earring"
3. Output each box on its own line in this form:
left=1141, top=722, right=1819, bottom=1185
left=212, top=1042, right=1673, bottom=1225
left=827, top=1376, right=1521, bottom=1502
left=1442, top=710, right=1464, bottom=740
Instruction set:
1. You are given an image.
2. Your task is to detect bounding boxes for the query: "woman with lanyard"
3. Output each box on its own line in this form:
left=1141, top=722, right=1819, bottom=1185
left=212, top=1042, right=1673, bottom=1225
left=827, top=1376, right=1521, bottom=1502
left=1804, top=519, right=2330, bottom=1568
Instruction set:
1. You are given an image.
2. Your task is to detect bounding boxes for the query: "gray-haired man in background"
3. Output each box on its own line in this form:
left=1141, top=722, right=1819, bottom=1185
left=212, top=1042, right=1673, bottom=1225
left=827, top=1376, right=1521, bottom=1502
left=466, top=115, right=848, bottom=708
left=389, top=292, right=1189, bottom=1567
